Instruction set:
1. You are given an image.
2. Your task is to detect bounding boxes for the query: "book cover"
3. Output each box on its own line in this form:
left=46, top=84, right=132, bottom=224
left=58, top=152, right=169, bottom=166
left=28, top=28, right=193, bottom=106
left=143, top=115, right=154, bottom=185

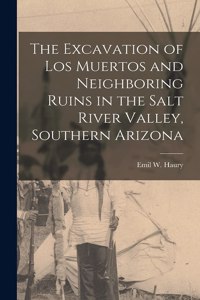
left=17, top=1, right=200, bottom=299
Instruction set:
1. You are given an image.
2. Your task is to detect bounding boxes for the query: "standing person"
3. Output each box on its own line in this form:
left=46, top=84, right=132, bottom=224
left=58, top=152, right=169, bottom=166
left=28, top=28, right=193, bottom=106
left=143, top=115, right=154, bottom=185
left=17, top=180, right=38, bottom=270
left=46, top=180, right=66, bottom=296
left=65, top=180, right=125, bottom=300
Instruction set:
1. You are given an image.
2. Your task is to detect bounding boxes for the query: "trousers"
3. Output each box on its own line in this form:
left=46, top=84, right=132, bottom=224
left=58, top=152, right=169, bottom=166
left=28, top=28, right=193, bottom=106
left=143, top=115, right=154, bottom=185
left=77, top=243, right=109, bottom=300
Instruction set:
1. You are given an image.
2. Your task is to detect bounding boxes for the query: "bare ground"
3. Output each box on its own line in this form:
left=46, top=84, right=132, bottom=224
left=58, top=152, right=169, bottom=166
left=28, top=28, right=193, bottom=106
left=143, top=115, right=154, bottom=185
left=17, top=226, right=200, bottom=300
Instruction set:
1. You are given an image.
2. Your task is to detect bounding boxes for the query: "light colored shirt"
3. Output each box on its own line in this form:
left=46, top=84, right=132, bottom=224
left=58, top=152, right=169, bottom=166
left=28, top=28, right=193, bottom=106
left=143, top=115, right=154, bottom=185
left=61, top=180, right=125, bottom=247
left=17, top=210, right=26, bottom=220
left=46, top=186, right=66, bottom=234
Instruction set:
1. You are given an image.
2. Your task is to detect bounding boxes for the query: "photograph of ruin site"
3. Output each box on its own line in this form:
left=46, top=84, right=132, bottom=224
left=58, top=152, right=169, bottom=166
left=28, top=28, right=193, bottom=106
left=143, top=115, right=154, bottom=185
left=17, top=1, right=200, bottom=300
